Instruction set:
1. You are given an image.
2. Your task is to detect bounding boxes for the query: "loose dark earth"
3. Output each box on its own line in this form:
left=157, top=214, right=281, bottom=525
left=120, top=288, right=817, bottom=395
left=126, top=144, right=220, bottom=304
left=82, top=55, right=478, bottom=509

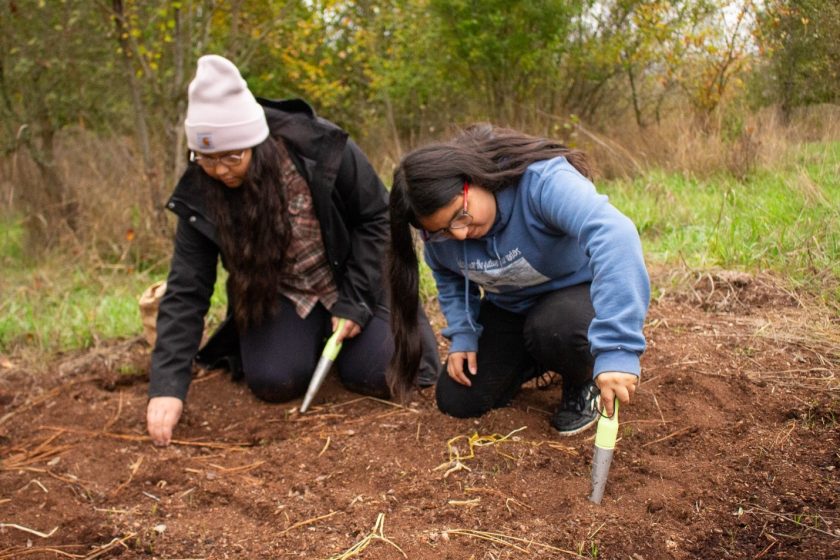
left=1, top=271, right=838, bottom=559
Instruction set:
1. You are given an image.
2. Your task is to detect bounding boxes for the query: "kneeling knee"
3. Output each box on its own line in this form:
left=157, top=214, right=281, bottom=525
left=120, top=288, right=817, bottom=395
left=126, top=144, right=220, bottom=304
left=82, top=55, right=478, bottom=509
left=436, top=388, right=492, bottom=419
left=246, top=370, right=309, bottom=403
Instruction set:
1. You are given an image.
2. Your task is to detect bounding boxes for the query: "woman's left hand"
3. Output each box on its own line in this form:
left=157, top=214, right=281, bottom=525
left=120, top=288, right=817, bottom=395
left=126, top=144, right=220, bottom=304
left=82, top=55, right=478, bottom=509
left=331, top=316, right=361, bottom=342
left=594, top=371, right=639, bottom=417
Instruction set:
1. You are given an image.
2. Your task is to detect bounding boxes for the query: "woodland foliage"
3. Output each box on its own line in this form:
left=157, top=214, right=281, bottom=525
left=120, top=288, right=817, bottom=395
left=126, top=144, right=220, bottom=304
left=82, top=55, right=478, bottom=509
left=0, top=0, right=837, bottom=255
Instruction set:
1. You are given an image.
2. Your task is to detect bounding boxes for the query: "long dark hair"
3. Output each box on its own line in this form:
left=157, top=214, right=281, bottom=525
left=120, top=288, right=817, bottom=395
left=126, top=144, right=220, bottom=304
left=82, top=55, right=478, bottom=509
left=387, top=124, right=590, bottom=400
left=202, top=137, right=291, bottom=330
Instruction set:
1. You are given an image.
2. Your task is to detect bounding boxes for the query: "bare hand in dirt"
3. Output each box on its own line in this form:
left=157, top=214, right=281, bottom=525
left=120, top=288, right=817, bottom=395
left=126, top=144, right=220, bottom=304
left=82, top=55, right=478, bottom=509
left=595, top=371, right=638, bottom=416
left=447, top=351, right=477, bottom=387
left=331, top=316, right=361, bottom=342
left=146, top=396, right=183, bottom=446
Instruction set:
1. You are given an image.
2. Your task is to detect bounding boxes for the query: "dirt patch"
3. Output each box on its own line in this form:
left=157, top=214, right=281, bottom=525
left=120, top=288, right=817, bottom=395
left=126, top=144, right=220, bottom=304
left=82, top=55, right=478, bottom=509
left=1, top=279, right=838, bottom=559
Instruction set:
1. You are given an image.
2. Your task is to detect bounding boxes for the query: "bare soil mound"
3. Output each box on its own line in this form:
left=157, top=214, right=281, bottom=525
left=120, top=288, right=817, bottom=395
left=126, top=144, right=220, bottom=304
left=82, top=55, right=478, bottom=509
left=1, top=277, right=838, bottom=559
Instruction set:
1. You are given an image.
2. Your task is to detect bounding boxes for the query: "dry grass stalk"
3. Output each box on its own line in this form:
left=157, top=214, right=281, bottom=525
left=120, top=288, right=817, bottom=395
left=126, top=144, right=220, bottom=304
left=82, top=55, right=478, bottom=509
left=291, top=413, right=346, bottom=423
left=39, top=425, right=252, bottom=449
left=206, top=460, right=265, bottom=474
left=0, top=546, right=84, bottom=559
left=0, top=375, right=97, bottom=426
left=537, top=441, right=579, bottom=456
left=80, top=533, right=136, bottom=560
left=448, top=498, right=481, bottom=507
left=1, top=433, right=73, bottom=471
left=435, top=427, right=583, bottom=477
left=18, top=478, right=48, bottom=494
left=445, top=529, right=584, bottom=557
left=102, top=391, right=124, bottom=432
left=326, top=396, right=416, bottom=412
left=641, top=426, right=694, bottom=448
left=344, top=408, right=413, bottom=427
left=327, top=513, right=406, bottom=560
left=651, top=391, right=667, bottom=425
left=745, top=506, right=840, bottom=539
left=464, top=487, right=533, bottom=511
left=0, top=386, right=63, bottom=427
left=109, top=456, right=144, bottom=497
left=435, top=427, right=528, bottom=477
left=318, top=436, right=331, bottom=457
left=280, top=510, right=339, bottom=535
left=0, top=523, right=58, bottom=538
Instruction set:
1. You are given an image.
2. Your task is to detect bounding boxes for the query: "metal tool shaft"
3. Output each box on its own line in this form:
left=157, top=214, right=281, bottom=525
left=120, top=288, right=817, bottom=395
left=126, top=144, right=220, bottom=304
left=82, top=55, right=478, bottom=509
left=588, top=446, right=614, bottom=504
left=300, top=319, right=345, bottom=413
left=588, top=399, right=619, bottom=504
left=300, top=354, right=333, bottom=413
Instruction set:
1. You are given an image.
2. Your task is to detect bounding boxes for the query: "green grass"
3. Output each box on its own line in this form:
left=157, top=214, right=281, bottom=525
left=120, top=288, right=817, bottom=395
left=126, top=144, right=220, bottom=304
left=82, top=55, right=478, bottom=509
left=1, top=140, right=837, bottom=355
left=0, top=221, right=228, bottom=354
left=602, top=140, right=839, bottom=303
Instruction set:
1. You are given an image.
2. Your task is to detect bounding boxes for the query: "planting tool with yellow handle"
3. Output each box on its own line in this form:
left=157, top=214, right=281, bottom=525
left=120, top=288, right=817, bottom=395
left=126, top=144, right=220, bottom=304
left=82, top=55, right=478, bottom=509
left=300, top=319, right=345, bottom=413
left=589, top=399, right=619, bottom=504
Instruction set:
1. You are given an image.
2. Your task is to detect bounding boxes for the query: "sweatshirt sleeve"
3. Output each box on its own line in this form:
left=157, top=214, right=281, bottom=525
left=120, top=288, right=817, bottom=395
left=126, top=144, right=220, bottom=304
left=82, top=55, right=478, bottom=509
left=529, top=159, right=650, bottom=377
left=149, top=218, right=219, bottom=400
left=424, top=244, right=482, bottom=353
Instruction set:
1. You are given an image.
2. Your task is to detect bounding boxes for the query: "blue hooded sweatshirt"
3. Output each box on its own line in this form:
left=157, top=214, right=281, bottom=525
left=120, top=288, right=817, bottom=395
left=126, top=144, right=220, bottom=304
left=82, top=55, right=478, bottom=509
left=424, top=156, right=650, bottom=378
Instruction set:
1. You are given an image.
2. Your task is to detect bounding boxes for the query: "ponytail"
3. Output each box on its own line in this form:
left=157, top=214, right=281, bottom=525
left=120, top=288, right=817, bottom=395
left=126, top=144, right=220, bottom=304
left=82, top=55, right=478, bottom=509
left=387, top=171, right=423, bottom=401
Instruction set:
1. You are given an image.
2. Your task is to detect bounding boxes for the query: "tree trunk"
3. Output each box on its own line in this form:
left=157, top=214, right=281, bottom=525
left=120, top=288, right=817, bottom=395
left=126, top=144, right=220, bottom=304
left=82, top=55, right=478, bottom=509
left=111, top=0, right=164, bottom=226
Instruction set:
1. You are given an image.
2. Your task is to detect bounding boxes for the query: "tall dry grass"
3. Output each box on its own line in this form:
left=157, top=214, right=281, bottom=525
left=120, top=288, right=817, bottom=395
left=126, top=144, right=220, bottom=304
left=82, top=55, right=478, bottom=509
left=581, top=104, right=840, bottom=180
left=1, top=127, right=175, bottom=271
left=2, top=103, right=838, bottom=268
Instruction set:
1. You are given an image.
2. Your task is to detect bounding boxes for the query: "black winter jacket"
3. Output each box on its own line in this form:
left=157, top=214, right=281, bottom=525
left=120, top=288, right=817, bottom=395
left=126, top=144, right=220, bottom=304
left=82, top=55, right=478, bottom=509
left=149, top=98, right=389, bottom=401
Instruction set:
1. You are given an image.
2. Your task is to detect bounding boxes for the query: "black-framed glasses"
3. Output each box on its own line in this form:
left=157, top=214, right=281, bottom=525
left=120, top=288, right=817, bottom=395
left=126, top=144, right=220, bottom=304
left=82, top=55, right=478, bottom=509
left=420, top=181, right=473, bottom=242
left=190, top=150, right=246, bottom=170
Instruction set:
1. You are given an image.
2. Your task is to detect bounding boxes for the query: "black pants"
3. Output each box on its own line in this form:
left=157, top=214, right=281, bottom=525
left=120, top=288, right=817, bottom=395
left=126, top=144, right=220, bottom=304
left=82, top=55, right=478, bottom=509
left=436, top=283, right=595, bottom=418
left=240, top=296, right=439, bottom=403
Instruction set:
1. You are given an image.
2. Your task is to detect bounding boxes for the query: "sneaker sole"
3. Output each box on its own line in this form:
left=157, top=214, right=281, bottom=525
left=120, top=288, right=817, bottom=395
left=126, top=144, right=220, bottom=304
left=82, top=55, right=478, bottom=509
left=552, top=415, right=599, bottom=437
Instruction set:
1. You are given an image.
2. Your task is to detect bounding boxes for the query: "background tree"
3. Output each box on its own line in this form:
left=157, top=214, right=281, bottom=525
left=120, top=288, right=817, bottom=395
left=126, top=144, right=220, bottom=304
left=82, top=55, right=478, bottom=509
left=754, top=0, right=840, bottom=120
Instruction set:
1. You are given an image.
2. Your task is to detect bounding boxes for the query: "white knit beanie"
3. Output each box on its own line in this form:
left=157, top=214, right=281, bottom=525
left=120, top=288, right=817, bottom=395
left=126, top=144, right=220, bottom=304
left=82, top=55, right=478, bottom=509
left=184, top=55, right=269, bottom=152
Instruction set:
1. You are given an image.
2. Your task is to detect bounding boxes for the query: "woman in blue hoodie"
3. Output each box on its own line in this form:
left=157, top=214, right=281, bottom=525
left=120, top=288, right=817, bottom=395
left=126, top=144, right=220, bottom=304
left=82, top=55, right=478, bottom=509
left=388, top=124, right=649, bottom=435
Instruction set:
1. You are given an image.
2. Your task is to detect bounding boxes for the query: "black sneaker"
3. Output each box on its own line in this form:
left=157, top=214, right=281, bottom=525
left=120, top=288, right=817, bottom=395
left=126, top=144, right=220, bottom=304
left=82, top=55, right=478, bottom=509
left=550, top=381, right=600, bottom=436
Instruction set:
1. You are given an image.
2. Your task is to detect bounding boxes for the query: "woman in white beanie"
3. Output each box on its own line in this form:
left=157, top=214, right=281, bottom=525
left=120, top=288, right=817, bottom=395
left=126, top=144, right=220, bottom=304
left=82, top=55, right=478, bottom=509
left=146, top=55, right=439, bottom=446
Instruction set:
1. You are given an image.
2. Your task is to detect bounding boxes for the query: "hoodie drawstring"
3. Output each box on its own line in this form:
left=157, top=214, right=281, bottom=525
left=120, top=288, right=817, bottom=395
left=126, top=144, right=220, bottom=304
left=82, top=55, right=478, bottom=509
left=462, top=241, right=477, bottom=332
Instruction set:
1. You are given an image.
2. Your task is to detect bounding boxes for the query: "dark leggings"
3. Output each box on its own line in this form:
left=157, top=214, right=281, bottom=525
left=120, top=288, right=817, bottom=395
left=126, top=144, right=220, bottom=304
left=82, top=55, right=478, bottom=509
left=436, top=282, right=595, bottom=418
left=240, top=296, right=439, bottom=403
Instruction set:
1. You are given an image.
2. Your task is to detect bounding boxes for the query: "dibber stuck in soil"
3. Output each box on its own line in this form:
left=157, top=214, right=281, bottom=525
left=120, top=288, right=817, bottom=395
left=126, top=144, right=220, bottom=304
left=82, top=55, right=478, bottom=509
left=300, top=319, right=346, bottom=413
left=589, top=399, right=619, bottom=504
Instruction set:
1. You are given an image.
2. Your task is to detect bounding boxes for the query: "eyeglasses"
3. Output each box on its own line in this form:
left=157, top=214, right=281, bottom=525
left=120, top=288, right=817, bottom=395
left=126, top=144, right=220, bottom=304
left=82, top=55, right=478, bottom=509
left=421, top=181, right=473, bottom=242
left=190, top=150, right=246, bottom=170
